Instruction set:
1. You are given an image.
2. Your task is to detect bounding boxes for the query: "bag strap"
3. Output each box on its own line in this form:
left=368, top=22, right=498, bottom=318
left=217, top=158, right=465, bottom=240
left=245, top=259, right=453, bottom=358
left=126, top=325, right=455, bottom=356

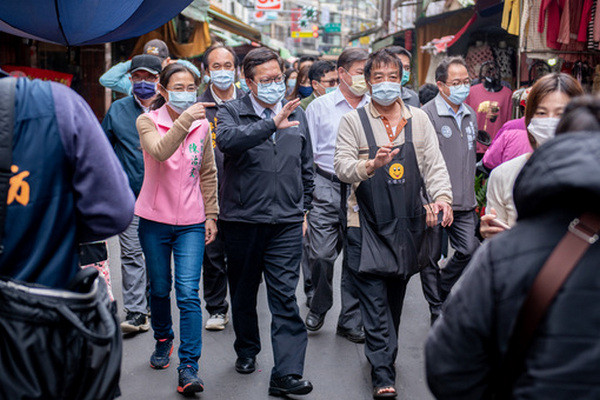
left=0, top=77, right=16, bottom=256
left=497, top=212, right=600, bottom=398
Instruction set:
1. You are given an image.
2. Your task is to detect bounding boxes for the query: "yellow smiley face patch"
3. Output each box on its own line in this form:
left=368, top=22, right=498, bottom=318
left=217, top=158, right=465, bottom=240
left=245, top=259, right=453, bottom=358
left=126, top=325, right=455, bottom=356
left=388, top=163, right=404, bottom=180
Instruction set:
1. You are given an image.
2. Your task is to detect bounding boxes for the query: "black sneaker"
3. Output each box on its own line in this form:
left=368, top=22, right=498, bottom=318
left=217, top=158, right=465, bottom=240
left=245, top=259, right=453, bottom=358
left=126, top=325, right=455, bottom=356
left=177, top=365, right=204, bottom=395
left=121, top=312, right=150, bottom=334
left=150, top=338, right=174, bottom=369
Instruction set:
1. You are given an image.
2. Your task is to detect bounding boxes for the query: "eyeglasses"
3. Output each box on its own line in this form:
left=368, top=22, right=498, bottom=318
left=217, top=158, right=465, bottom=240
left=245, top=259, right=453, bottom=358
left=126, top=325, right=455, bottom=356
left=319, top=79, right=339, bottom=87
left=445, top=79, right=472, bottom=87
left=166, top=84, right=198, bottom=93
left=257, top=74, right=285, bottom=85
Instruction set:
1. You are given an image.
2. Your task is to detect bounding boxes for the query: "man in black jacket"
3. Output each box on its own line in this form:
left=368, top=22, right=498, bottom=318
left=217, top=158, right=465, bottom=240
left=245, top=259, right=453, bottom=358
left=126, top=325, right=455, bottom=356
left=216, top=47, right=314, bottom=397
left=197, top=43, right=244, bottom=332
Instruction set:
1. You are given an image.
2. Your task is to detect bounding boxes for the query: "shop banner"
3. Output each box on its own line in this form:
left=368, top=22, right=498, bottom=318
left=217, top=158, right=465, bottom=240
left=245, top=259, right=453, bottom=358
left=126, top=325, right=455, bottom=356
left=256, top=0, right=282, bottom=11
left=3, top=66, right=73, bottom=87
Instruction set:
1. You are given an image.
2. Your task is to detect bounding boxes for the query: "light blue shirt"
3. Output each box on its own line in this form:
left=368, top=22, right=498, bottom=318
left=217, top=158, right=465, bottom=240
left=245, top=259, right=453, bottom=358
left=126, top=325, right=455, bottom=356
left=305, top=87, right=369, bottom=175
left=435, top=94, right=469, bottom=128
left=99, top=59, right=201, bottom=95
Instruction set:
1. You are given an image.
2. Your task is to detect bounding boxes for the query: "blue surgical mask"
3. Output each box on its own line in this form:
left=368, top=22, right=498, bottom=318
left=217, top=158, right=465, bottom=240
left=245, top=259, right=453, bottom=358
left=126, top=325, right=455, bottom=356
left=167, top=91, right=197, bottom=113
left=240, top=79, right=250, bottom=93
left=287, top=79, right=297, bottom=89
left=298, top=85, right=313, bottom=98
left=446, top=84, right=471, bottom=105
left=132, top=81, right=157, bottom=100
left=401, top=70, right=410, bottom=86
left=256, top=80, right=286, bottom=105
left=210, top=70, right=235, bottom=91
left=203, top=75, right=211, bottom=84
left=325, top=86, right=337, bottom=94
left=371, top=81, right=402, bottom=106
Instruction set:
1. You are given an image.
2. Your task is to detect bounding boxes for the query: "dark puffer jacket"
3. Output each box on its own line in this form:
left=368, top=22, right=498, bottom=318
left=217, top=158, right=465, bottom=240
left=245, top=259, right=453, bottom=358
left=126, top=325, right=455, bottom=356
left=425, top=132, right=600, bottom=399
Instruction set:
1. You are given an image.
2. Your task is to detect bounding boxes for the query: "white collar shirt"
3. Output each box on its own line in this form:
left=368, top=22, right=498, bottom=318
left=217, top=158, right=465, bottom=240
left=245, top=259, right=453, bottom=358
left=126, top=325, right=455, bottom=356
left=305, top=87, right=370, bottom=175
left=210, top=83, right=236, bottom=106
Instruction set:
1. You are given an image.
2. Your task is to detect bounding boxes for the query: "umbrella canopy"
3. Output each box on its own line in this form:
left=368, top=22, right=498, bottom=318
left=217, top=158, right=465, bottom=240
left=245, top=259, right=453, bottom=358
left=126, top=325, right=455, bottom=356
left=0, top=0, right=193, bottom=46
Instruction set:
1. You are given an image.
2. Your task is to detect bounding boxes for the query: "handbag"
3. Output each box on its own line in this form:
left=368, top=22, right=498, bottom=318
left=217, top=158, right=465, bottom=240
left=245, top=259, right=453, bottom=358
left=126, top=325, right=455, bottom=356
left=493, top=213, right=600, bottom=399
left=0, top=77, right=122, bottom=400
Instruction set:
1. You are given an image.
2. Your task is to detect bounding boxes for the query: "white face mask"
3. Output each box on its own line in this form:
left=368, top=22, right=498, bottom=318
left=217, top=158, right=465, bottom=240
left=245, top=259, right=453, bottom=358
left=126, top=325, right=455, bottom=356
left=527, top=117, right=560, bottom=147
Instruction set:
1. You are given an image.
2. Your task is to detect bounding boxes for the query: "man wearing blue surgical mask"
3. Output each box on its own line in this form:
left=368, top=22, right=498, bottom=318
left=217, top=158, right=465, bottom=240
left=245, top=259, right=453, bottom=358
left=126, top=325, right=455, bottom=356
left=335, top=49, right=452, bottom=397
left=196, top=43, right=244, bottom=333
left=215, top=47, right=314, bottom=397
left=299, top=60, right=338, bottom=110
left=421, top=56, right=480, bottom=312
left=101, top=54, right=161, bottom=334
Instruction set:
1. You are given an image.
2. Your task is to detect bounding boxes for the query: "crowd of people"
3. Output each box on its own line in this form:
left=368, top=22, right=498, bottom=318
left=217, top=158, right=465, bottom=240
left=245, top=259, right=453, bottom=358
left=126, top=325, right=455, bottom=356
left=2, top=36, right=600, bottom=400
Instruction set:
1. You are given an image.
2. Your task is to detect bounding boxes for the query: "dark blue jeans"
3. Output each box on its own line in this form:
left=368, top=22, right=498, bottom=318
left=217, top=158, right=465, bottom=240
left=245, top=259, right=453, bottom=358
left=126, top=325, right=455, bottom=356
left=138, top=218, right=205, bottom=371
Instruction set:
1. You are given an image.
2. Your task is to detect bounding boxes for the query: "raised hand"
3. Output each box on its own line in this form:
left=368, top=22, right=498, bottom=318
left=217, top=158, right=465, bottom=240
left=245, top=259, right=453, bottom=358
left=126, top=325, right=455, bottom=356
left=273, top=98, right=301, bottom=130
left=366, top=144, right=400, bottom=175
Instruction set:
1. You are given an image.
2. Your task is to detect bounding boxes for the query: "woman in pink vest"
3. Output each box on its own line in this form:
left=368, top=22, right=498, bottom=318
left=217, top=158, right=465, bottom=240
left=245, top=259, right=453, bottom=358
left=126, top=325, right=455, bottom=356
left=135, top=63, right=218, bottom=395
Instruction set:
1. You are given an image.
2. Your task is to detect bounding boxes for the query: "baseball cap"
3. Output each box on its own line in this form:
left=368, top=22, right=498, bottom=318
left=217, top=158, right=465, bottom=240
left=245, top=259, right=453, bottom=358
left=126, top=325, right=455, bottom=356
left=129, top=54, right=162, bottom=75
left=143, top=39, right=169, bottom=60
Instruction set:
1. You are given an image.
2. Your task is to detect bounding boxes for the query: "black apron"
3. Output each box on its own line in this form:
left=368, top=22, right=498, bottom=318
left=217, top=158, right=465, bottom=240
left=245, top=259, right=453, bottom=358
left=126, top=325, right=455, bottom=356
left=355, top=107, right=426, bottom=279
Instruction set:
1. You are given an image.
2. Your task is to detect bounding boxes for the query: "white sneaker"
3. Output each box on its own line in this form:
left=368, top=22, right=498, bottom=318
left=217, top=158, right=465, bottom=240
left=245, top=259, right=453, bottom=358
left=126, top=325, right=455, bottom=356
left=205, top=313, right=229, bottom=331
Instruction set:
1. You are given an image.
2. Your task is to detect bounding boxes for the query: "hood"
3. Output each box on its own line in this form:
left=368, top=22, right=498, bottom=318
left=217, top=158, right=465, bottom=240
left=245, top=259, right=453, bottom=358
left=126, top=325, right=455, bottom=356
left=514, top=132, right=600, bottom=219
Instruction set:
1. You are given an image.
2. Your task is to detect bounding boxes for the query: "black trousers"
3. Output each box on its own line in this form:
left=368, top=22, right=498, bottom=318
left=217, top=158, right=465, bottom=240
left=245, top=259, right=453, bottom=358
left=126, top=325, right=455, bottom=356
left=345, top=227, right=409, bottom=388
left=202, top=222, right=229, bottom=315
left=418, top=225, right=443, bottom=324
left=221, top=220, right=307, bottom=379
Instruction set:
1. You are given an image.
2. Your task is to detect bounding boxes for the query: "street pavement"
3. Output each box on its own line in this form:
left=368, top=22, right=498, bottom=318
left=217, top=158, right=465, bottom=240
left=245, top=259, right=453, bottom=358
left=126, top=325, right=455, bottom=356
left=107, top=237, right=436, bottom=400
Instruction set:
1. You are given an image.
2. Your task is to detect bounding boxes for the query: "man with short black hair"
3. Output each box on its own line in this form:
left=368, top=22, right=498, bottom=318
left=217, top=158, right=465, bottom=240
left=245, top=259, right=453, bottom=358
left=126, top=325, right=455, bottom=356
left=303, top=48, right=369, bottom=343
left=216, top=47, right=314, bottom=397
left=387, top=46, right=420, bottom=107
left=299, top=60, right=338, bottom=110
left=421, top=56, right=479, bottom=304
left=196, top=42, right=243, bottom=332
left=298, top=55, right=317, bottom=71
left=335, top=49, right=452, bottom=397
left=102, top=54, right=162, bottom=334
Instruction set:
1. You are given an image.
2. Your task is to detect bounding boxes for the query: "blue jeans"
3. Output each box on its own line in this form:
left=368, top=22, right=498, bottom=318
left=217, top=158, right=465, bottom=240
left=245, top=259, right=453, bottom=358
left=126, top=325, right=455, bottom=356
left=138, top=218, right=205, bottom=371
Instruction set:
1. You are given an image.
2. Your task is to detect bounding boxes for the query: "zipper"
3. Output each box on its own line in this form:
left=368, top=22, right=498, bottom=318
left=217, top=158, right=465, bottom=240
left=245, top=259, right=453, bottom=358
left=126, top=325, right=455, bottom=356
left=176, top=142, right=185, bottom=225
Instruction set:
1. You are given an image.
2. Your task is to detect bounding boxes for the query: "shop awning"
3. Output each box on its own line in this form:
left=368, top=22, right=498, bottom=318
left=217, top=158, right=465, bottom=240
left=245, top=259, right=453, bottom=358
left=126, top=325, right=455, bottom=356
left=207, top=5, right=261, bottom=42
left=0, top=0, right=193, bottom=46
left=348, top=25, right=382, bottom=43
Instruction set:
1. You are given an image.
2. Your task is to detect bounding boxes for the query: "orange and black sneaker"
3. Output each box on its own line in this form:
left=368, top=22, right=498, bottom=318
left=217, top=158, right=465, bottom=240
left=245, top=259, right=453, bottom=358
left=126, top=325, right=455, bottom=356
left=150, top=338, right=173, bottom=369
left=177, top=365, right=204, bottom=395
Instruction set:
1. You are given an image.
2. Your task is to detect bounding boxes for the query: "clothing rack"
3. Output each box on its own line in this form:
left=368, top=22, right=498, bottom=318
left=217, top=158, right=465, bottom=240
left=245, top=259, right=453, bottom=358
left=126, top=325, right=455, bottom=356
left=516, top=50, right=600, bottom=89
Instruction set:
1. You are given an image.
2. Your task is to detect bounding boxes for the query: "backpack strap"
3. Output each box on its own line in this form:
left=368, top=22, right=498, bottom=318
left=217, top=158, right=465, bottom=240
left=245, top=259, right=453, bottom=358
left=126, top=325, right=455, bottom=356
left=0, top=77, right=16, bottom=255
left=496, top=212, right=600, bottom=398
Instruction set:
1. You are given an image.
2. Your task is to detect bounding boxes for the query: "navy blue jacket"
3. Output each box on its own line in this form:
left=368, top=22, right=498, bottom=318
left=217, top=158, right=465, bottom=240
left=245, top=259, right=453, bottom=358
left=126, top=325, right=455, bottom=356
left=216, top=93, right=314, bottom=224
left=426, top=132, right=600, bottom=399
left=0, top=78, right=134, bottom=288
left=101, top=96, right=144, bottom=197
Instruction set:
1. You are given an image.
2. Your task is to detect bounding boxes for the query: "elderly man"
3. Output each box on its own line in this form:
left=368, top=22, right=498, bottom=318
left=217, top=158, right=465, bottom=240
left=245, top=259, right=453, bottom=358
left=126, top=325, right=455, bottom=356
left=422, top=56, right=480, bottom=303
left=303, top=48, right=369, bottom=343
left=216, top=47, right=314, bottom=397
left=335, top=49, right=452, bottom=399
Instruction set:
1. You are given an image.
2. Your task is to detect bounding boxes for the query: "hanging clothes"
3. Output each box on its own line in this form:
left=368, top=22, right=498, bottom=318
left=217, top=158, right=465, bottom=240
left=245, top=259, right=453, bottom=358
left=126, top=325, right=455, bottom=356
left=578, top=0, right=594, bottom=42
left=465, top=43, right=494, bottom=80
left=538, top=0, right=561, bottom=49
left=501, top=0, right=520, bottom=36
left=521, top=0, right=554, bottom=59
left=587, top=0, right=599, bottom=49
left=557, top=0, right=571, bottom=45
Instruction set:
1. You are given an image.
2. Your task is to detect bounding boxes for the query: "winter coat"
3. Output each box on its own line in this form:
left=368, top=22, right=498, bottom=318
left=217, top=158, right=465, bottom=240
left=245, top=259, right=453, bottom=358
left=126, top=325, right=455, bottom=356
left=425, top=132, right=600, bottom=399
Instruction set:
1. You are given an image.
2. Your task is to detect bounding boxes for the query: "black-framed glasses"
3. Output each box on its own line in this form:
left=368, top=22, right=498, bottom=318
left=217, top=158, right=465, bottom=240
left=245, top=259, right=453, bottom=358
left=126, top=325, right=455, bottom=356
left=257, top=74, right=285, bottom=85
left=319, top=78, right=339, bottom=87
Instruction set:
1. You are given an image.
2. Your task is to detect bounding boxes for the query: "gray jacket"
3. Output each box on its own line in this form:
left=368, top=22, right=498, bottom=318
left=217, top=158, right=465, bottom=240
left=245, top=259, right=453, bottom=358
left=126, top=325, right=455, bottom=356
left=422, top=94, right=477, bottom=211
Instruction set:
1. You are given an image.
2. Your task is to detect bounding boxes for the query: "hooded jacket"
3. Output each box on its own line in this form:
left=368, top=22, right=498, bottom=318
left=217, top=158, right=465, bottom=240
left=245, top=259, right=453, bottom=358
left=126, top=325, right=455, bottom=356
left=425, top=132, right=600, bottom=399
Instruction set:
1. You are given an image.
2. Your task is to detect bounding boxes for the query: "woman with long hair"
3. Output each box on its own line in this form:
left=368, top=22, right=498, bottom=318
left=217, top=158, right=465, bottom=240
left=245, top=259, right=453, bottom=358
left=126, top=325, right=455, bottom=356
left=480, top=73, right=583, bottom=239
left=135, top=63, right=218, bottom=395
left=287, top=64, right=313, bottom=100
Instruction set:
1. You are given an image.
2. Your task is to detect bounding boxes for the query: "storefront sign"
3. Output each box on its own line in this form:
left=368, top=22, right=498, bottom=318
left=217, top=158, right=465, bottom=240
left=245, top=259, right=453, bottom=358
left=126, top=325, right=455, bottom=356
left=3, top=66, right=73, bottom=87
left=256, top=0, right=282, bottom=11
